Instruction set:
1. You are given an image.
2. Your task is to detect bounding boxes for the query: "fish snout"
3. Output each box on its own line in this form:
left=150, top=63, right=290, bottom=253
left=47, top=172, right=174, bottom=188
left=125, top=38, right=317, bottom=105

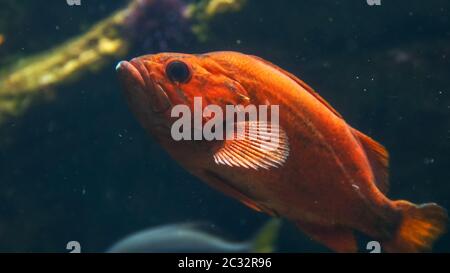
left=116, top=60, right=146, bottom=92
left=116, top=59, right=171, bottom=113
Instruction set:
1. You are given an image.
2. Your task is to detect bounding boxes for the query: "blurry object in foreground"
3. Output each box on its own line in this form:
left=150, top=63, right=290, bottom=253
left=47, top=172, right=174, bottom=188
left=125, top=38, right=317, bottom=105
left=0, top=0, right=247, bottom=126
left=0, top=34, right=4, bottom=46
left=107, top=218, right=281, bottom=253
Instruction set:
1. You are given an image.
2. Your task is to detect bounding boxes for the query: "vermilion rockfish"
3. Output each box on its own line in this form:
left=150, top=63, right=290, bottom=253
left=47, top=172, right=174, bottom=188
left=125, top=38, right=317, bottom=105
left=116, top=51, right=447, bottom=252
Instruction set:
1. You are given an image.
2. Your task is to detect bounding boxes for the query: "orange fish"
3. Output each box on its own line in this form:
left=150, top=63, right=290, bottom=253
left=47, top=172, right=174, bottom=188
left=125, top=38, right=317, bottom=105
left=116, top=51, right=447, bottom=252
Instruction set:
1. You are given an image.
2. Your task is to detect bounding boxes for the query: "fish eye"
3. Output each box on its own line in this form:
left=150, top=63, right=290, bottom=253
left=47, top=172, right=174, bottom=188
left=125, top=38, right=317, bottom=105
left=165, top=61, right=191, bottom=84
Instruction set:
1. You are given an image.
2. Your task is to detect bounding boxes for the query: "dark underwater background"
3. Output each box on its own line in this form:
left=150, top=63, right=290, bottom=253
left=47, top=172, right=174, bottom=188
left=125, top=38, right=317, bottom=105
left=0, top=0, right=448, bottom=252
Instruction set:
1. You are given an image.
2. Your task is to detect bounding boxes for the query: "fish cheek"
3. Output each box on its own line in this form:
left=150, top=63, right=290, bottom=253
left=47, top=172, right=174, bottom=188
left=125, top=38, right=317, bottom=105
left=124, top=90, right=157, bottom=132
left=173, top=87, right=188, bottom=103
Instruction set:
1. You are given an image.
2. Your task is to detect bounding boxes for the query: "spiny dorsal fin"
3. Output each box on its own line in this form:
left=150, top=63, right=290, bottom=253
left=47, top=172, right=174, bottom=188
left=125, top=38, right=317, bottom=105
left=351, top=128, right=389, bottom=194
left=248, top=55, right=343, bottom=119
left=213, top=121, right=290, bottom=170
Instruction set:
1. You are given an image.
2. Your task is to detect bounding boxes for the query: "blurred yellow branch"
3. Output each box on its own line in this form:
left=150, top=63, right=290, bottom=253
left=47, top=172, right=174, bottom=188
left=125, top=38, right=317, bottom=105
left=187, top=0, right=247, bottom=41
left=0, top=8, right=130, bottom=124
left=0, top=0, right=247, bottom=125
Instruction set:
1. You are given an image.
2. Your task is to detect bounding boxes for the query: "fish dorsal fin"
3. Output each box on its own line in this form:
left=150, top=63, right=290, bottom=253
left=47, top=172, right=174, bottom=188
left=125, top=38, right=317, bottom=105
left=248, top=55, right=343, bottom=119
left=351, top=128, right=389, bottom=194
left=213, top=121, right=290, bottom=170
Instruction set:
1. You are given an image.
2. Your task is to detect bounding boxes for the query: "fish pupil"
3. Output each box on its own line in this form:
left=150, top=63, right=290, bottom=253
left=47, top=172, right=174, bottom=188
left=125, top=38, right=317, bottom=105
left=166, top=61, right=191, bottom=83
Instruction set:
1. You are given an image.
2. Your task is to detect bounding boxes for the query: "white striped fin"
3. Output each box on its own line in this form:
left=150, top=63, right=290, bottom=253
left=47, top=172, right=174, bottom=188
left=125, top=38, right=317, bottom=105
left=213, top=121, right=290, bottom=170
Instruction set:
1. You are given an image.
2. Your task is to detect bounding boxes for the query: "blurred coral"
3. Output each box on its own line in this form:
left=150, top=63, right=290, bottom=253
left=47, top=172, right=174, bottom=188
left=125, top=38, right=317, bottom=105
left=123, top=0, right=191, bottom=53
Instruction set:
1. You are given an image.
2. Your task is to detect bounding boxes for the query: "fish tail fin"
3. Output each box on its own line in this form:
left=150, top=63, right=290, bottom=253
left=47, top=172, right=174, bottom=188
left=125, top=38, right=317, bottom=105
left=383, top=200, right=447, bottom=252
left=251, top=218, right=282, bottom=253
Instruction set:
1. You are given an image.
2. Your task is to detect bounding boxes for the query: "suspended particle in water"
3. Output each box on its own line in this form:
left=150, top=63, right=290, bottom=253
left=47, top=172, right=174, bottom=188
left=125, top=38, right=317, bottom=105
left=423, top=158, right=435, bottom=165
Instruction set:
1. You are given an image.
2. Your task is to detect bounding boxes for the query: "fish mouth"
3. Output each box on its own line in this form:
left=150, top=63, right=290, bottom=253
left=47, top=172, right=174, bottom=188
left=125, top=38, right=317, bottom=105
left=116, top=59, right=171, bottom=113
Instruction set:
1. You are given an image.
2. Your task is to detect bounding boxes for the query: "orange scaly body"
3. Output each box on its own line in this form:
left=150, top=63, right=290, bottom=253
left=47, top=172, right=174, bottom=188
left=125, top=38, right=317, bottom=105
left=116, top=51, right=447, bottom=252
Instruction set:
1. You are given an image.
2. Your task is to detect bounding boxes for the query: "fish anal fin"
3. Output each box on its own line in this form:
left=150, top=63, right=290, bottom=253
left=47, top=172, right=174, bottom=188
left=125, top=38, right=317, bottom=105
left=248, top=54, right=343, bottom=119
left=351, top=128, right=390, bottom=194
left=241, top=199, right=264, bottom=213
left=202, top=170, right=277, bottom=217
left=295, top=220, right=358, bottom=253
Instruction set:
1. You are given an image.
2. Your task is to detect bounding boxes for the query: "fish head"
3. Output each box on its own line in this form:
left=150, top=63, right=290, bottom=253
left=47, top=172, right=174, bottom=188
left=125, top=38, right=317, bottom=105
left=116, top=53, right=254, bottom=132
left=116, top=52, right=289, bottom=178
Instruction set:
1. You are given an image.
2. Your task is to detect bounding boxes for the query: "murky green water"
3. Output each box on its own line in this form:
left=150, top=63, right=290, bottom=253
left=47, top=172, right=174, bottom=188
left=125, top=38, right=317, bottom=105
left=0, top=0, right=448, bottom=252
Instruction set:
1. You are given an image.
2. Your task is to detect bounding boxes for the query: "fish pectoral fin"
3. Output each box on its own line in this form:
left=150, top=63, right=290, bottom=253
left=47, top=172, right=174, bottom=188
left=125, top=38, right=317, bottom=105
left=351, top=128, right=389, bottom=194
left=213, top=121, right=290, bottom=170
left=295, top=220, right=358, bottom=253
